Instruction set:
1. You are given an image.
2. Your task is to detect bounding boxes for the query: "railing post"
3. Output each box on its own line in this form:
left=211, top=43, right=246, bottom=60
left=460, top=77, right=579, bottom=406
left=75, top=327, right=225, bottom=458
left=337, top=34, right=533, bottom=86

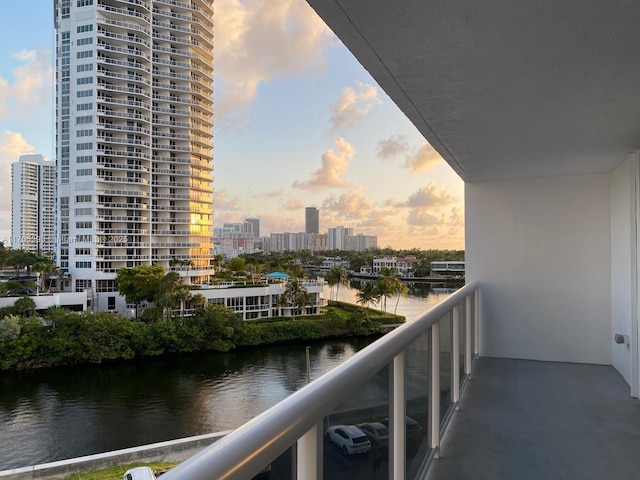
left=474, top=287, right=480, bottom=357
left=428, top=322, right=440, bottom=458
left=390, top=353, right=406, bottom=480
left=452, top=305, right=460, bottom=409
left=296, top=421, right=322, bottom=480
left=465, top=295, right=472, bottom=376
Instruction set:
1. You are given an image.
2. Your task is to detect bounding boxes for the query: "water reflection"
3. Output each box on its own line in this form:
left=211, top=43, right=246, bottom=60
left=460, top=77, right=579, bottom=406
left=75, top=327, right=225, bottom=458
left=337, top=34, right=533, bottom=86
left=0, top=285, right=450, bottom=470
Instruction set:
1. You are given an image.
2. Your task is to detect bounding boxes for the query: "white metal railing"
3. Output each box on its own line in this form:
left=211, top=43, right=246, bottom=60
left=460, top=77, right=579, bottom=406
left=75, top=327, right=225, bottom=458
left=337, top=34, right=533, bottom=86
left=160, top=282, right=480, bottom=480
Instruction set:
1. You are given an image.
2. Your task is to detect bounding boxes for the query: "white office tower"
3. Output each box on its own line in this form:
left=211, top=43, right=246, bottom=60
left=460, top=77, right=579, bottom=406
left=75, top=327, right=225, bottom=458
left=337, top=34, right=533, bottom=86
left=11, top=154, right=57, bottom=254
left=54, top=0, right=214, bottom=308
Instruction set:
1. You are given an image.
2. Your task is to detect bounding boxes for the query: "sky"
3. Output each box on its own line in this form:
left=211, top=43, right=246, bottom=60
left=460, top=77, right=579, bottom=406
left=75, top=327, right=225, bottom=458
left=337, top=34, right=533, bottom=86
left=0, top=0, right=465, bottom=251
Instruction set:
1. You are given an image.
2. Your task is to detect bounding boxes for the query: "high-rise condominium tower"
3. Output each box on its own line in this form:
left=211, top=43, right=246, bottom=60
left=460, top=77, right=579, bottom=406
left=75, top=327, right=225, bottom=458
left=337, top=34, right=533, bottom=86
left=11, top=154, right=57, bottom=254
left=54, top=0, right=214, bottom=307
left=305, top=207, right=319, bottom=234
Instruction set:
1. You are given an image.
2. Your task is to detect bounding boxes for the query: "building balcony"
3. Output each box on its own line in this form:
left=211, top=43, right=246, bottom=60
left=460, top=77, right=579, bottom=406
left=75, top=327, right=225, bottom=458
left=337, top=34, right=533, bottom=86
left=157, top=284, right=640, bottom=480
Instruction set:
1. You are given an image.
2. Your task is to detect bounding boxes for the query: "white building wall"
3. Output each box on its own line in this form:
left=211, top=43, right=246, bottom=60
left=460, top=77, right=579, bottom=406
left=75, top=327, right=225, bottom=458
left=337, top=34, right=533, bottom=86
left=610, top=153, right=639, bottom=395
left=466, top=174, right=611, bottom=365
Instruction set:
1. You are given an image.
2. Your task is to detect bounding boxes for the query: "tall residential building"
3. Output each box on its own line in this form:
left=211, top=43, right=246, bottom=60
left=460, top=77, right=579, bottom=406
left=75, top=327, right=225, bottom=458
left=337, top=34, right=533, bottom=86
left=328, top=226, right=353, bottom=250
left=54, top=0, right=214, bottom=308
left=305, top=207, right=319, bottom=234
left=245, top=218, right=260, bottom=238
left=11, top=154, right=57, bottom=254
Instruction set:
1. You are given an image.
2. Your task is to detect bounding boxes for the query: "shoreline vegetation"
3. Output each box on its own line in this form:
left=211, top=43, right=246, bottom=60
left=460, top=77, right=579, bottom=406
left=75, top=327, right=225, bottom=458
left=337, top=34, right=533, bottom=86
left=0, top=301, right=403, bottom=372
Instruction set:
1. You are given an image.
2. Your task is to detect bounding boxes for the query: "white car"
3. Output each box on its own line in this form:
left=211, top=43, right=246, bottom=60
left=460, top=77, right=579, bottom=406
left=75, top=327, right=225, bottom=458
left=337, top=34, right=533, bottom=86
left=326, top=425, right=371, bottom=455
left=123, top=467, right=156, bottom=480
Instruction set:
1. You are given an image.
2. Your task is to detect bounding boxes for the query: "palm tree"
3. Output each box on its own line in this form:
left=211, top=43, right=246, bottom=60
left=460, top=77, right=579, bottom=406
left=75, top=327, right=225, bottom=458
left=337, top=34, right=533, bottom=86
left=393, top=281, right=409, bottom=314
left=356, top=281, right=379, bottom=310
left=376, top=267, right=398, bottom=313
left=281, top=278, right=313, bottom=318
left=326, top=266, right=349, bottom=301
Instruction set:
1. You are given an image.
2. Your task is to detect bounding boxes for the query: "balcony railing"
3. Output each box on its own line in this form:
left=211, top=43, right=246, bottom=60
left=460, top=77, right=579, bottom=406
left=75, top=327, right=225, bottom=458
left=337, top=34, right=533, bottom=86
left=160, top=282, right=480, bottom=480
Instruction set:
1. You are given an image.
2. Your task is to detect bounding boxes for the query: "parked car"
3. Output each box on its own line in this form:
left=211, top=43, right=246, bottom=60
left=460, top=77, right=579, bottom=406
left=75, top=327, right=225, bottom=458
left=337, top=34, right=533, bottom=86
left=358, top=422, right=389, bottom=445
left=326, top=425, right=371, bottom=455
left=123, top=467, right=156, bottom=480
left=381, top=416, right=423, bottom=436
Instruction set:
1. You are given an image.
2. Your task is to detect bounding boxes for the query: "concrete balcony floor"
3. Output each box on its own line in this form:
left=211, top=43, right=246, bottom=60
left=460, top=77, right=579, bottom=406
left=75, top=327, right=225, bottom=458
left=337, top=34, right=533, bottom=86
left=427, top=358, right=640, bottom=480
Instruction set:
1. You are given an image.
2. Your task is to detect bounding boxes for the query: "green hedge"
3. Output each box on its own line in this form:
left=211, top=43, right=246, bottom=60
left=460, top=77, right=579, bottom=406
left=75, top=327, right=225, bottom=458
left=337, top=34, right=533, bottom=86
left=0, top=303, right=404, bottom=371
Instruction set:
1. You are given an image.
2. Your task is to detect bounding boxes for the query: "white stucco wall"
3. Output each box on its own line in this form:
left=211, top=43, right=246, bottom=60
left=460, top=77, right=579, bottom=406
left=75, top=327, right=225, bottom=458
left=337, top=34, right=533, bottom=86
left=466, top=174, right=611, bottom=364
left=610, top=156, right=635, bottom=386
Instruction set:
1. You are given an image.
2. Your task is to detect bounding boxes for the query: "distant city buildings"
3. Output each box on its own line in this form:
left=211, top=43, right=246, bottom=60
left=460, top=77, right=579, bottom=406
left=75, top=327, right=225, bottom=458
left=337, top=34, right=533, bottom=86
left=305, top=207, right=319, bottom=234
left=245, top=218, right=260, bottom=238
left=11, top=154, right=56, bottom=254
left=214, top=211, right=377, bottom=257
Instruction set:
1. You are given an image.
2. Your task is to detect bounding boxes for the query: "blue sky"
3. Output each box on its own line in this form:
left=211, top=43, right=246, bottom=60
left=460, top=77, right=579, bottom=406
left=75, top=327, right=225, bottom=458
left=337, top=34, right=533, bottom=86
left=0, top=0, right=464, bottom=250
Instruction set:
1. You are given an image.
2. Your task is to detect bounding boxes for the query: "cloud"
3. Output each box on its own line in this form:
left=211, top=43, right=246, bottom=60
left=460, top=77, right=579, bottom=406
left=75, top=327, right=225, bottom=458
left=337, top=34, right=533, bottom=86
left=402, top=183, right=457, bottom=208
left=0, top=47, right=53, bottom=120
left=214, top=0, right=335, bottom=129
left=214, top=189, right=242, bottom=211
left=284, top=198, right=302, bottom=210
left=293, top=137, right=354, bottom=189
left=0, top=131, right=35, bottom=215
left=403, top=142, right=443, bottom=172
left=329, top=82, right=381, bottom=131
left=376, top=133, right=410, bottom=161
left=322, top=185, right=373, bottom=220
left=264, top=188, right=286, bottom=198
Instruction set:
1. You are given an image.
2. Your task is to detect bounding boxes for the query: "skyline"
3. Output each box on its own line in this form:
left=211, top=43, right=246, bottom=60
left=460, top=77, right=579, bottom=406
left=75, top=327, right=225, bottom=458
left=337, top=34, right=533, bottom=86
left=0, top=0, right=465, bottom=251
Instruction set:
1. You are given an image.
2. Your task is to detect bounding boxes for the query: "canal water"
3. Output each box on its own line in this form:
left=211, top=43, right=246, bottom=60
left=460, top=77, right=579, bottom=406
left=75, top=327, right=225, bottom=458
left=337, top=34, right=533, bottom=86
left=0, top=284, right=452, bottom=470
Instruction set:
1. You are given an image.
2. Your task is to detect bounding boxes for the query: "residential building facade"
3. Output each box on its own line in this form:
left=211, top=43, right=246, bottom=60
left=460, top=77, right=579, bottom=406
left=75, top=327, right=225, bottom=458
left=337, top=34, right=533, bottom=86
left=53, top=0, right=214, bottom=309
left=11, top=154, right=56, bottom=254
left=305, top=207, right=319, bottom=234
left=328, top=226, right=353, bottom=250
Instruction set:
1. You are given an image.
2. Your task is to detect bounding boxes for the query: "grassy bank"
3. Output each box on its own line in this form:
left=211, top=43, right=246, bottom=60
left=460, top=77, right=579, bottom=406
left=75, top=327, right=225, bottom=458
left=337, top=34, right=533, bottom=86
left=0, top=303, right=404, bottom=372
left=61, top=462, right=176, bottom=480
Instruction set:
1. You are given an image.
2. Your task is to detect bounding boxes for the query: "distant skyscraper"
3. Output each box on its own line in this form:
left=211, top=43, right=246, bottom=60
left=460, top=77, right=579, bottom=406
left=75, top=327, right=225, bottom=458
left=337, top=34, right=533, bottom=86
left=245, top=218, right=260, bottom=238
left=53, top=0, right=214, bottom=304
left=305, top=207, right=319, bottom=234
left=11, top=154, right=56, bottom=254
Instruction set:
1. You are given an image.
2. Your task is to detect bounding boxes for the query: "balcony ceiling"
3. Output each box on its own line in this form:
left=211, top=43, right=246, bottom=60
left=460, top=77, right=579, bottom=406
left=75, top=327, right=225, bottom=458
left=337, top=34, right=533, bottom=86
left=307, top=0, right=640, bottom=182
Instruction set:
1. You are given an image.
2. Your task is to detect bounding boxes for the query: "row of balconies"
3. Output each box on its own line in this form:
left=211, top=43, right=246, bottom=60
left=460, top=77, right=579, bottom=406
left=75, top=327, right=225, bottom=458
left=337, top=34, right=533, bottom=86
left=152, top=7, right=195, bottom=24
left=97, top=175, right=150, bottom=185
left=97, top=16, right=151, bottom=36
left=97, top=122, right=151, bottom=135
left=97, top=41, right=149, bottom=59
left=97, top=2, right=151, bottom=23
left=98, top=29, right=151, bottom=48
left=98, top=82, right=150, bottom=98
left=98, top=68, right=150, bottom=86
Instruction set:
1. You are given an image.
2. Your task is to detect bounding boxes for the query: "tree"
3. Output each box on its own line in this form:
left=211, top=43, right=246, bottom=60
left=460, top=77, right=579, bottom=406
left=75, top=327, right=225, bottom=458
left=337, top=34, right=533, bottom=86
left=281, top=278, right=313, bottom=318
left=32, top=257, right=58, bottom=293
left=326, top=266, right=349, bottom=301
left=190, top=293, right=207, bottom=309
left=13, top=296, right=37, bottom=317
left=226, top=257, right=247, bottom=274
left=155, top=271, right=191, bottom=319
left=7, top=249, right=37, bottom=278
left=0, top=242, right=9, bottom=270
left=375, top=267, right=398, bottom=313
left=356, top=281, right=379, bottom=310
left=115, top=264, right=165, bottom=317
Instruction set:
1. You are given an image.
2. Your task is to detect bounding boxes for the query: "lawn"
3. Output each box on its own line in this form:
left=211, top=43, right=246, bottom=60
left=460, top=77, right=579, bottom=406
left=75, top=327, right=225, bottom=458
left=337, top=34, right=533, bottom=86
left=61, top=462, right=176, bottom=480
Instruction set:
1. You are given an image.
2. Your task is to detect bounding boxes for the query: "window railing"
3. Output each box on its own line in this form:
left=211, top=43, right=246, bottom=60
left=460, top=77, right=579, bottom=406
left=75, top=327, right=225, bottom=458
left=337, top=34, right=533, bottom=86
left=160, top=282, right=480, bottom=480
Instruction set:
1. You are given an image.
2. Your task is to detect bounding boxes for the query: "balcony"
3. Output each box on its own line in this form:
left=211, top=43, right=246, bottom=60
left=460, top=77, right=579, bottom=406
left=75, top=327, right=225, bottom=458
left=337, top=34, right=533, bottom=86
left=427, top=357, right=640, bottom=480
left=161, top=283, right=481, bottom=480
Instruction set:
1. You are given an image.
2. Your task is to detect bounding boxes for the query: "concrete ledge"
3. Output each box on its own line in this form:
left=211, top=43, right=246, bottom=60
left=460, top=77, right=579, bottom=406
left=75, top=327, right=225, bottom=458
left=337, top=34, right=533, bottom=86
left=0, top=431, right=232, bottom=480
